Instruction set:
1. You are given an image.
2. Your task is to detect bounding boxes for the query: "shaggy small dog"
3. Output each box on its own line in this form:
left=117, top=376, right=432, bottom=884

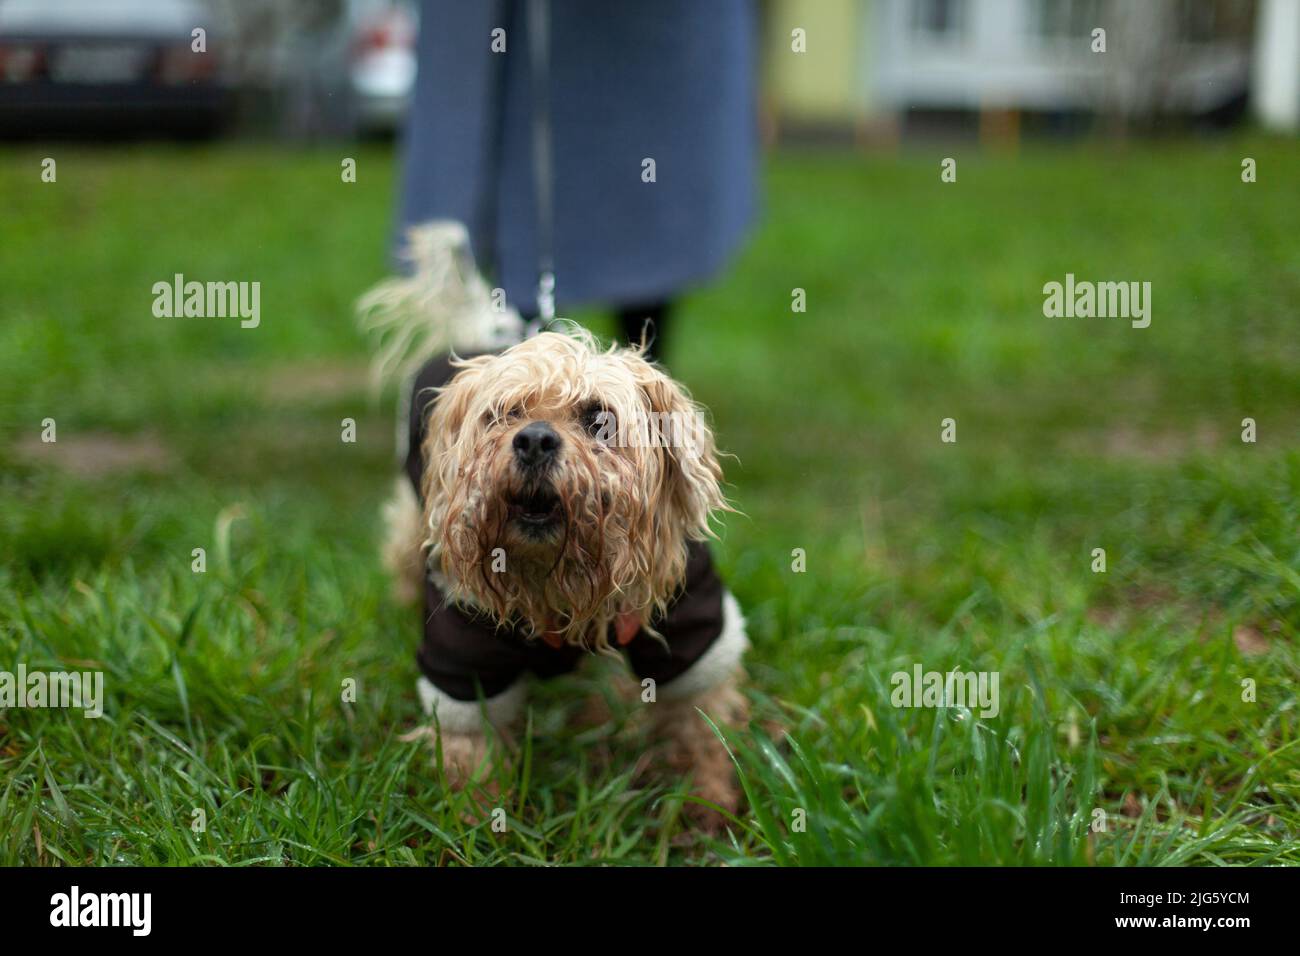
left=362, top=224, right=749, bottom=823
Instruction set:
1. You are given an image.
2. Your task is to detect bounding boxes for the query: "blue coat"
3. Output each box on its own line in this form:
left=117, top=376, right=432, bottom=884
left=396, top=0, right=758, bottom=313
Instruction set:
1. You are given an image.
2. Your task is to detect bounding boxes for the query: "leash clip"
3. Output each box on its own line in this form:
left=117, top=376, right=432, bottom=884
left=527, top=270, right=556, bottom=338
left=537, top=270, right=555, bottom=323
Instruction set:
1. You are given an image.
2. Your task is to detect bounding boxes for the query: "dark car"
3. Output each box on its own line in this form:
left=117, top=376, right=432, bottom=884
left=0, top=0, right=231, bottom=138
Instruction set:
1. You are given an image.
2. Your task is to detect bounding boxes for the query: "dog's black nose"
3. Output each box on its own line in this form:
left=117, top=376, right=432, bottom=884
left=513, top=421, right=561, bottom=468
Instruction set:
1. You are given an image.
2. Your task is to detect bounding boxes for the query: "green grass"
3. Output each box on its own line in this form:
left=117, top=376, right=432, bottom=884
left=1, top=138, right=1297, bottom=865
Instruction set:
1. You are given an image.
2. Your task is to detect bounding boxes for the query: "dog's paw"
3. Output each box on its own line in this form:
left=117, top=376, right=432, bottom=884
left=655, top=677, right=748, bottom=832
left=401, top=725, right=495, bottom=787
left=682, top=753, right=743, bottom=833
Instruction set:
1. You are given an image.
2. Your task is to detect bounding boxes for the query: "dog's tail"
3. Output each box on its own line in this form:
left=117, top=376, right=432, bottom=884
left=356, top=221, right=523, bottom=389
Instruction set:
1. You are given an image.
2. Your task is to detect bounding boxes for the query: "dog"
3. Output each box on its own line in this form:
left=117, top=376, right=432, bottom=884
left=361, top=223, right=749, bottom=823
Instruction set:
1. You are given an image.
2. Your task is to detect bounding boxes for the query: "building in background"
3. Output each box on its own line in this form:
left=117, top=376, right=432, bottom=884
left=762, top=0, right=1268, bottom=144
left=1253, top=0, right=1300, bottom=130
left=761, top=0, right=885, bottom=142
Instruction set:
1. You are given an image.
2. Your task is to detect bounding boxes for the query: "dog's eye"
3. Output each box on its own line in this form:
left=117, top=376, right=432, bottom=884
left=483, top=403, right=526, bottom=427
left=580, top=403, right=611, bottom=437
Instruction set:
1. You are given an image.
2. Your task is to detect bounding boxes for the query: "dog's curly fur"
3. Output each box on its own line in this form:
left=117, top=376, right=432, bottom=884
left=369, top=225, right=747, bottom=825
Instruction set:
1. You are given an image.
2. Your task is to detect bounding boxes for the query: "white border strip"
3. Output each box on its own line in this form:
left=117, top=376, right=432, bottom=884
left=659, top=590, right=749, bottom=701
left=416, top=676, right=526, bottom=734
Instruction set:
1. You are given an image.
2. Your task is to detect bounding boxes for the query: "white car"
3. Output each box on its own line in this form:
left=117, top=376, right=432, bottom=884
left=347, top=0, right=417, bottom=134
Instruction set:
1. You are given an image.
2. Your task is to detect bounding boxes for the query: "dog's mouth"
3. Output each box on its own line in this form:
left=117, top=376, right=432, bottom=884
left=508, top=488, right=562, bottom=529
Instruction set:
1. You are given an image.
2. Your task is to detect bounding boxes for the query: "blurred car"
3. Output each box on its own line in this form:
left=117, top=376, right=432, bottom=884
left=266, top=0, right=415, bottom=139
left=346, top=0, right=417, bottom=135
left=0, top=0, right=230, bottom=138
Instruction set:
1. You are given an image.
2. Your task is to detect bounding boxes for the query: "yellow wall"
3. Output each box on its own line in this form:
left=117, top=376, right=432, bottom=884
left=763, top=0, right=873, bottom=122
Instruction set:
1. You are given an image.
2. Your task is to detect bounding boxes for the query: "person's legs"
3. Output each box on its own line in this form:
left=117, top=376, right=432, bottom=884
left=616, top=301, right=671, bottom=363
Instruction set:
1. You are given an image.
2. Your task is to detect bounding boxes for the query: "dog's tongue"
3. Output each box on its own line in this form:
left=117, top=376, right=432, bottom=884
left=614, top=612, right=640, bottom=645
left=540, top=613, right=641, bottom=649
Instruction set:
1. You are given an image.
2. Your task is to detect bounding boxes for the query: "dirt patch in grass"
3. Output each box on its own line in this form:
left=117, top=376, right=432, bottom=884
left=1231, top=624, right=1271, bottom=657
left=1067, top=422, right=1223, bottom=463
left=15, top=431, right=176, bottom=478
left=1085, top=585, right=1183, bottom=630
left=258, top=360, right=371, bottom=404
left=179, top=359, right=373, bottom=408
left=1088, top=588, right=1279, bottom=657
